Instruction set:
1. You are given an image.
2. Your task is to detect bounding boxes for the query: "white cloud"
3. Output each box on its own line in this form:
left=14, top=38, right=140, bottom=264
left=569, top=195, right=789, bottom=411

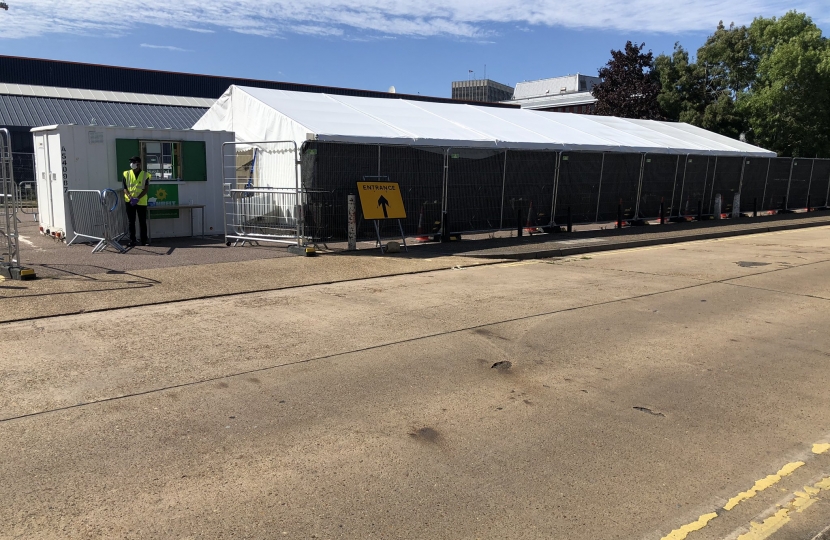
left=0, top=0, right=826, bottom=40
left=140, top=43, right=191, bottom=52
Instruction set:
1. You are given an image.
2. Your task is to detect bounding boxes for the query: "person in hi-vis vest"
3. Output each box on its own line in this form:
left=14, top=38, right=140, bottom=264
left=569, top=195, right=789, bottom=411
left=122, top=156, right=151, bottom=246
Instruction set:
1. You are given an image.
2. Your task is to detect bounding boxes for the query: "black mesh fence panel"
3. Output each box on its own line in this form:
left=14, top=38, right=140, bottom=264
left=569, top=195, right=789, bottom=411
left=707, top=156, right=743, bottom=215
left=302, top=141, right=378, bottom=241
left=445, top=148, right=505, bottom=234
left=380, top=145, right=445, bottom=237
left=554, top=152, right=603, bottom=224
left=764, top=158, right=792, bottom=211
left=639, top=154, right=680, bottom=219
left=300, top=141, right=786, bottom=240
left=502, top=150, right=557, bottom=230
left=596, top=153, right=641, bottom=222
left=787, top=158, right=813, bottom=209
left=810, top=159, right=830, bottom=208
left=674, top=155, right=711, bottom=218
left=738, top=157, right=770, bottom=213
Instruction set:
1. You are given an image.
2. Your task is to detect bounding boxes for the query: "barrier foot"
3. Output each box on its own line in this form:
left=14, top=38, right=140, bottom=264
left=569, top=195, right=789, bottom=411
left=0, top=263, right=36, bottom=281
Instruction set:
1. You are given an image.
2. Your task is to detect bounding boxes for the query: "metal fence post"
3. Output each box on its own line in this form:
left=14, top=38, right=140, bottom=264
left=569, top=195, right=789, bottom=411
left=595, top=152, right=606, bottom=223
left=441, top=148, right=450, bottom=242
left=634, top=153, right=646, bottom=219
left=825, top=165, right=830, bottom=207
left=761, top=158, right=772, bottom=211
left=548, top=151, right=561, bottom=227
left=736, top=156, right=747, bottom=215
left=499, top=150, right=508, bottom=229
left=784, top=158, right=795, bottom=210
left=347, top=194, right=356, bottom=251
left=706, top=156, right=718, bottom=214
left=677, top=155, right=690, bottom=218
left=668, top=155, right=681, bottom=218
left=517, top=207, right=522, bottom=237
left=805, top=158, right=816, bottom=210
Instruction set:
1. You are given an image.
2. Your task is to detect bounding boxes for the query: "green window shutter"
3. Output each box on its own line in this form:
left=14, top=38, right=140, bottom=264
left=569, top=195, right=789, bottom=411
left=115, top=139, right=140, bottom=183
left=181, top=141, right=207, bottom=181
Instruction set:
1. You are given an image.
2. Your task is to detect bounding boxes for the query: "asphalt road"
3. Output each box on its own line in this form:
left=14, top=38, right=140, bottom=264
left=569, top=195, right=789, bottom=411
left=2, top=227, right=830, bottom=539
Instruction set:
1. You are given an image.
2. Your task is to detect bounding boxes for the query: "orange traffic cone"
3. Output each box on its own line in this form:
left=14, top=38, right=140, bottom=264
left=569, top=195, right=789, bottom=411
left=524, top=201, right=538, bottom=234
left=416, top=203, right=430, bottom=242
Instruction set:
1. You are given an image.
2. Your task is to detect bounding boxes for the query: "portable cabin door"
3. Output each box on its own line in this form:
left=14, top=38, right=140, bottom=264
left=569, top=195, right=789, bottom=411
left=44, top=132, right=65, bottom=232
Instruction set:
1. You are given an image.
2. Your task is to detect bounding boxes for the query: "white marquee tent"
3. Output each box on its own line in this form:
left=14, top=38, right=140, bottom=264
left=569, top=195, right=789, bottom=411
left=195, top=85, right=774, bottom=155
left=193, top=85, right=775, bottom=187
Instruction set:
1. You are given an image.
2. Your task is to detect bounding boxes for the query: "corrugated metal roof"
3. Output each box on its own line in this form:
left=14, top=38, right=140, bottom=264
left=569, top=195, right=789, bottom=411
left=0, top=55, right=516, bottom=108
left=0, top=83, right=215, bottom=107
left=0, top=94, right=206, bottom=129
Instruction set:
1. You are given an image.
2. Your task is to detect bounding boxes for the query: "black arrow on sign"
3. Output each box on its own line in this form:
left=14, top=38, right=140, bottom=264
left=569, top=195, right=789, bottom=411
left=377, top=195, right=390, bottom=218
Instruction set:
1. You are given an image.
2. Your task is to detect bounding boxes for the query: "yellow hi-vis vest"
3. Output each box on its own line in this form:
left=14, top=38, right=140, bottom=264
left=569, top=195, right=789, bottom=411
left=123, top=170, right=151, bottom=206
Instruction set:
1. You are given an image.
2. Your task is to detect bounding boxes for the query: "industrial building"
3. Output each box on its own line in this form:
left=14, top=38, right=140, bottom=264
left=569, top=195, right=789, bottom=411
left=503, top=74, right=601, bottom=113
left=0, top=55, right=509, bottom=182
left=451, top=79, right=515, bottom=103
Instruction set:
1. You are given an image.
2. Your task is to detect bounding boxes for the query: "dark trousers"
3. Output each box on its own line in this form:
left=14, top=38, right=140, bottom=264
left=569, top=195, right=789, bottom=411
left=126, top=204, right=148, bottom=244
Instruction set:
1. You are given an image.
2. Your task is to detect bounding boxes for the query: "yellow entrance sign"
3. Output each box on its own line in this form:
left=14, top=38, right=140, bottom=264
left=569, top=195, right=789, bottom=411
left=356, top=182, right=407, bottom=220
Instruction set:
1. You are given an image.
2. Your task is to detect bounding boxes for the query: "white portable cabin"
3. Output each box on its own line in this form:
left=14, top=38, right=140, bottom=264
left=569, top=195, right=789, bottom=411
left=32, top=125, right=233, bottom=240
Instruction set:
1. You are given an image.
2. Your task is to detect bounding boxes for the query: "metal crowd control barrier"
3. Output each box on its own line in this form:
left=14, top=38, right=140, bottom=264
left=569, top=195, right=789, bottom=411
left=224, top=187, right=302, bottom=246
left=17, top=180, right=37, bottom=220
left=222, top=140, right=310, bottom=247
left=66, top=188, right=128, bottom=253
left=0, top=128, right=22, bottom=271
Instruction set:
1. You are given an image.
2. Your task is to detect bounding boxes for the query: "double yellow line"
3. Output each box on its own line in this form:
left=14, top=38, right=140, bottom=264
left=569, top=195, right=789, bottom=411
left=661, top=442, right=830, bottom=540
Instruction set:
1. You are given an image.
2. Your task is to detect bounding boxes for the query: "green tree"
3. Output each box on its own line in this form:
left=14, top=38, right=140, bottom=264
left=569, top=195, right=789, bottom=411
left=654, top=25, right=750, bottom=139
left=741, top=12, right=830, bottom=157
left=592, top=41, right=663, bottom=119
left=654, top=44, right=707, bottom=125
left=697, top=22, right=757, bottom=96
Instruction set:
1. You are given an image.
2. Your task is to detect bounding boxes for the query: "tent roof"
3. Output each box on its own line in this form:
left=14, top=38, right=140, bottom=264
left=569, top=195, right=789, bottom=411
left=196, top=85, right=775, bottom=157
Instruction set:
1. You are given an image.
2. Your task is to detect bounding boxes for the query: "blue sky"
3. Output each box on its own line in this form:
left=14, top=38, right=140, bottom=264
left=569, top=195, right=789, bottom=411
left=1, top=1, right=827, bottom=98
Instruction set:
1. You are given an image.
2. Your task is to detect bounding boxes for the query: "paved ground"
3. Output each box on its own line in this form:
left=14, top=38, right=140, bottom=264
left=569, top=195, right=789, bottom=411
left=5, top=213, right=830, bottom=324
left=2, top=226, right=830, bottom=539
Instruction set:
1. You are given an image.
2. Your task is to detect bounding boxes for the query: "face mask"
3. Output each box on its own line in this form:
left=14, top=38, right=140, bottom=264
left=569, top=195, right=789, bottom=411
left=130, top=163, right=138, bottom=170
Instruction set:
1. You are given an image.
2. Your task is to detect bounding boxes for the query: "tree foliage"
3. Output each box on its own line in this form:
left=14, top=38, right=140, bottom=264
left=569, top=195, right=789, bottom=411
left=591, top=41, right=662, bottom=120
left=743, top=12, right=830, bottom=157
left=652, top=12, right=830, bottom=157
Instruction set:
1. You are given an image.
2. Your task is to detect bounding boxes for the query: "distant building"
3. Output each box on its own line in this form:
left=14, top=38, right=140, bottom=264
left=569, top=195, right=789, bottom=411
left=451, top=79, right=515, bottom=103
left=0, top=55, right=514, bottom=183
left=503, top=74, right=600, bottom=113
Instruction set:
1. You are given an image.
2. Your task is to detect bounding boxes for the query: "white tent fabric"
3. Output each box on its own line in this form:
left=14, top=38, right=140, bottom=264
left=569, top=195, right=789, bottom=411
left=194, top=85, right=775, bottom=186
